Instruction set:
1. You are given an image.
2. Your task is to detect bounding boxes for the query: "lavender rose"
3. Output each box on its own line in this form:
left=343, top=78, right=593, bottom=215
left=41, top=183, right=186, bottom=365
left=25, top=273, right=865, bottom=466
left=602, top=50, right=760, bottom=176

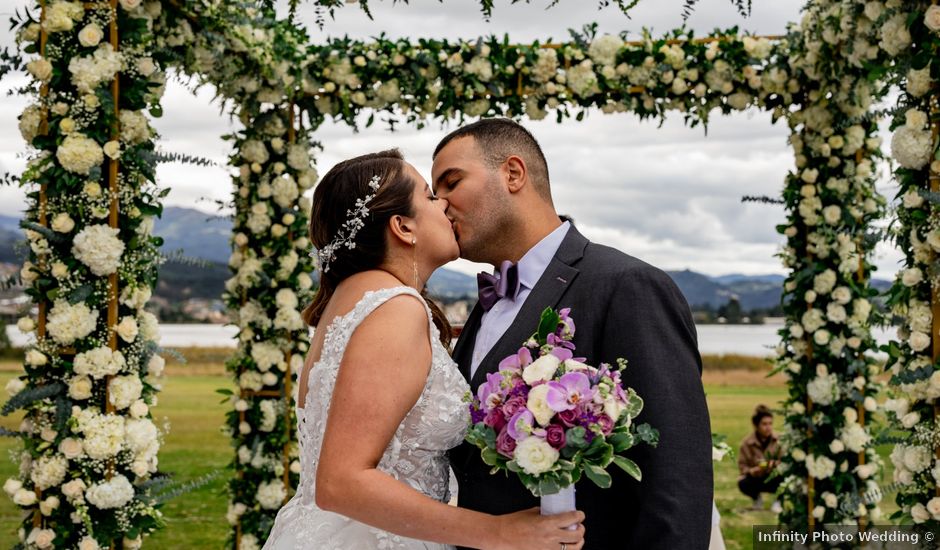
left=596, top=414, right=614, bottom=435
left=501, top=396, right=527, bottom=418
left=496, top=427, right=517, bottom=457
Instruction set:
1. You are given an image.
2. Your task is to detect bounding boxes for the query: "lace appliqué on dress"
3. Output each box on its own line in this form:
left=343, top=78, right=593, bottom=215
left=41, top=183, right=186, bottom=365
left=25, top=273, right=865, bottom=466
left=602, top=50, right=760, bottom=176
left=263, top=287, right=470, bottom=550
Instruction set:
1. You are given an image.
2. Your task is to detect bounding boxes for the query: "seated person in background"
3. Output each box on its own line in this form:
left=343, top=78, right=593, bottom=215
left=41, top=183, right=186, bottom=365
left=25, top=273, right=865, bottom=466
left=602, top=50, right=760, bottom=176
left=738, top=404, right=782, bottom=512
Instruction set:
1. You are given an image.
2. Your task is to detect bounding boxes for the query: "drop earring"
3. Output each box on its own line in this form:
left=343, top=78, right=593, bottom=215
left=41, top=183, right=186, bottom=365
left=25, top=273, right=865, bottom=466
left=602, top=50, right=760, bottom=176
left=411, top=236, right=418, bottom=289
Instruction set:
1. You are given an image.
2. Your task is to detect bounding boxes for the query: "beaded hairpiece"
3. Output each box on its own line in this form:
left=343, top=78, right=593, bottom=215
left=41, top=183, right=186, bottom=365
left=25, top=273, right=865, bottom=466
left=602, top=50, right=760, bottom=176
left=311, top=174, right=382, bottom=272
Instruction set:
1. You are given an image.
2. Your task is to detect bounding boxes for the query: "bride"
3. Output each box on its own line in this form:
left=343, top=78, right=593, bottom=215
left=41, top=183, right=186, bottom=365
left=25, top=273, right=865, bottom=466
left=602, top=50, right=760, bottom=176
left=263, top=150, right=585, bottom=550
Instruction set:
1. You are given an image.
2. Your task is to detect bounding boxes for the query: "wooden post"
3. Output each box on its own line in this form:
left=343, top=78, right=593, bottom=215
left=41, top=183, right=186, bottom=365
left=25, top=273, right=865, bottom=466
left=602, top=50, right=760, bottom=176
left=930, top=66, right=940, bottom=497
left=33, top=0, right=49, bottom=531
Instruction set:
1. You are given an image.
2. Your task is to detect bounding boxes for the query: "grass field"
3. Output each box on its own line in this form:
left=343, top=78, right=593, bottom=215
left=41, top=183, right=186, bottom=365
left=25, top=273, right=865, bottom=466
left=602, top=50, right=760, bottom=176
left=0, top=353, right=894, bottom=548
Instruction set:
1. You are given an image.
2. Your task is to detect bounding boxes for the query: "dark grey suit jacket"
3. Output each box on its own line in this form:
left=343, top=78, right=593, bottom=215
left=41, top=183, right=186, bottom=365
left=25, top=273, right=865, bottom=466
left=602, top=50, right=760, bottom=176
left=449, top=226, right=713, bottom=549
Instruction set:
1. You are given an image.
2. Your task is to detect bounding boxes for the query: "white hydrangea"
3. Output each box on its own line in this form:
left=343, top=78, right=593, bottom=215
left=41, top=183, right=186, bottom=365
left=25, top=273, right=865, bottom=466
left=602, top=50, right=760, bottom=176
left=272, top=175, right=299, bottom=208
left=840, top=423, right=871, bottom=453
left=19, top=104, right=42, bottom=143
left=74, top=346, right=125, bottom=379
left=277, top=250, right=299, bottom=281
left=251, top=342, right=284, bottom=373
left=43, top=1, right=84, bottom=33
left=801, top=308, right=826, bottom=333
left=567, top=60, right=600, bottom=98
left=274, top=308, right=304, bottom=331
left=56, top=134, right=104, bottom=175
left=260, top=400, right=278, bottom=432
left=807, top=373, right=840, bottom=406
left=464, top=56, right=493, bottom=81
left=125, top=418, right=159, bottom=460
left=286, top=144, right=310, bottom=171
left=119, top=110, right=151, bottom=144
left=247, top=212, right=271, bottom=234
left=892, top=123, right=933, bottom=170
left=588, top=35, right=623, bottom=66
left=805, top=454, right=836, bottom=480
left=531, top=49, right=559, bottom=83
left=257, top=479, right=287, bottom=509
left=68, top=44, right=124, bottom=94
left=30, top=456, right=68, bottom=490
left=46, top=300, right=99, bottom=345
left=240, top=371, right=264, bottom=392
left=879, top=13, right=912, bottom=56
left=72, top=224, right=125, bottom=276
left=239, top=300, right=272, bottom=330
left=108, top=375, right=143, bottom=410
left=813, top=269, right=837, bottom=295
left=85, top=475, right=134, bottom=509
left=137, top=310, right=160, bottom=343
left=75, top=409, right=125, bottom=460
left=241, top=140, right=269, bottom=164
left=907, top=67, right=932, bottom=98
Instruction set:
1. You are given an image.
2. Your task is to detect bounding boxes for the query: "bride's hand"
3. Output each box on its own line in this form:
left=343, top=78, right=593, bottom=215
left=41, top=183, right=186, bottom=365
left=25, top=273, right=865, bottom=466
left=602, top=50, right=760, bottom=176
left=486, top=507, right=585, bottom=550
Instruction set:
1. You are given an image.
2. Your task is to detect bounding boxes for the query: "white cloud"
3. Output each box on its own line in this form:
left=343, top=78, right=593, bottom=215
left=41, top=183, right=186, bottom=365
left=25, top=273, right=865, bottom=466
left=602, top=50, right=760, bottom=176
left=2, top=0, right=906, bottom=281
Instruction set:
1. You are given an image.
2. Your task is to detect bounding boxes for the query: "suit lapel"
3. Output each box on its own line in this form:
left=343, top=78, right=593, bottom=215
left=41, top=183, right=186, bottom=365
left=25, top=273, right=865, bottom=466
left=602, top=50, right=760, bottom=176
left=453, top=304, right=483, bottom=382
left=468, top=227, right=589, bottom=390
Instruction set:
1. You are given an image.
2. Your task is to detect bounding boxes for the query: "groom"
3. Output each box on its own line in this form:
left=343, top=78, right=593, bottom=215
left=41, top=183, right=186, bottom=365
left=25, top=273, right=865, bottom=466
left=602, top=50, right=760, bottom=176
left=432, top=119, right=713, bottom=549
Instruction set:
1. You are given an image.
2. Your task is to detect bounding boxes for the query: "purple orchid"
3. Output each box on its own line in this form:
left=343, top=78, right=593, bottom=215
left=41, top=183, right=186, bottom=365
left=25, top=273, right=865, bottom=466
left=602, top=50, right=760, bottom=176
left=507, top=409, right=535, bottom=441
left=477, top=372, right=504, bottom=412
left=499, top=346, right=533, bottom=372
left=545, top=372, right=596, bottom=412
left=557, top=307, right=576, bottom=338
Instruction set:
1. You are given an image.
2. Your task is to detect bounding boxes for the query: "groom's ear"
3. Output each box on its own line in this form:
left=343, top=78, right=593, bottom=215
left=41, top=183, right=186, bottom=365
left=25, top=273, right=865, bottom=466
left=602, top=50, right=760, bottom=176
left=503, top=155, right=527, bottom=194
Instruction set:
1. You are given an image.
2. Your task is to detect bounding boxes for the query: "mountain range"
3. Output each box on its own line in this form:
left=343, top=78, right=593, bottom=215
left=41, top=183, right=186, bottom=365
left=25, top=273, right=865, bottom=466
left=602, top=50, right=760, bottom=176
left=0, top=207, right=893, bottom=310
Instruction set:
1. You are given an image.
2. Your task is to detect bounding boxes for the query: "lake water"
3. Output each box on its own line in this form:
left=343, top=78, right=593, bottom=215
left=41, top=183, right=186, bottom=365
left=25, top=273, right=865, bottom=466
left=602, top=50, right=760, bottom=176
left=5, top=322, right=897, bottom=357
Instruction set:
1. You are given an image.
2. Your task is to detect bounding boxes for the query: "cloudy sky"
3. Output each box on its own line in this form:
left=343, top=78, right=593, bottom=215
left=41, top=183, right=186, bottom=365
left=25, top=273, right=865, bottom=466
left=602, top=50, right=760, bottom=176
left=0, top=0, right=905, bottom=279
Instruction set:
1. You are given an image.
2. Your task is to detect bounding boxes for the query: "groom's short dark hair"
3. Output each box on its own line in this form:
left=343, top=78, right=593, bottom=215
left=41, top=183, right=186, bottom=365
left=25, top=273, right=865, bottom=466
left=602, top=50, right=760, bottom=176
left=433, top=118, right=551, bottom=201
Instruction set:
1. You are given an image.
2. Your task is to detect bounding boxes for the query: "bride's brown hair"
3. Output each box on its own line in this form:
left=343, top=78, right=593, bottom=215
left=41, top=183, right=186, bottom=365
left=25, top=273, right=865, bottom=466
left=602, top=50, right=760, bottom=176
left=301, top=149, right=452, bottom=348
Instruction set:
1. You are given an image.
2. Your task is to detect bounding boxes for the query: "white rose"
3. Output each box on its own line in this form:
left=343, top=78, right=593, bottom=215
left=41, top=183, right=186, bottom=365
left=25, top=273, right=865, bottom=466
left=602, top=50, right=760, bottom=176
left=51, top=212, right=75, bottom=233
left=513, top=436, right=559, bottom=476
left=39, top=496, right=59, bottom=516
left=68, top=376, right=93, bottom=400
left=59, top=438, right=84, bottom=459
left=78, top=23, right=103, bottom=47
left=823, top=492, right=838, bottom=508
left=5, top=378, right=26, bottom=396
left=901, top=411, right=921, bottom=429
left=27, top=528, right=55, bottom=549
left=136, top=57, right=156, bottom=77
left=61, top=479, right=86, bottom=500
left=829, top=439, right=845, bottom=454
left=526, top=384, right=554, bottom=426
left=912, top=503, right=931, bottom=524
left=26, top=59, right=52, bottom=82
left=14, top=488, right=37, bottom=506
left=927, top=497, right=940, bottom=520
left=79, top=537, right=100, bottom=550
left=103, top=140, right=121, bottom=159
left=902, top=268, right=924, bottom=287
left=909, top=331, right=930, bottom=352
left=3, top=479, right=22, bottom=495
left=120, top=0, right=142, bottom=10
left=522, top=355, right=561, bottom=385
left=114, top=316, right=139, bottom=343
left=925, top=5, right=940, bottom=33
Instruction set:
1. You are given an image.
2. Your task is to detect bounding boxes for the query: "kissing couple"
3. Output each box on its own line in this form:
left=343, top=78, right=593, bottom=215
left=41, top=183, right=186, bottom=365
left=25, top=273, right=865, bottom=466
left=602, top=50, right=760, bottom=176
left=263, top=118, right=713, bottom=550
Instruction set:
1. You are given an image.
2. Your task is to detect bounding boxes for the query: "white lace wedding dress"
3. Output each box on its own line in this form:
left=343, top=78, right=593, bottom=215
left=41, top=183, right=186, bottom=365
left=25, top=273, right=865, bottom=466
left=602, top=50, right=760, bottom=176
left=263, top=287, right=470, bottom=550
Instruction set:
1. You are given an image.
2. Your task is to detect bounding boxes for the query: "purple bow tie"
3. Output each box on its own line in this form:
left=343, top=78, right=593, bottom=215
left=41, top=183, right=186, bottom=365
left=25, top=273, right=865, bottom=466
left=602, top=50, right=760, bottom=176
left=477, top=260, right=521, bottom=312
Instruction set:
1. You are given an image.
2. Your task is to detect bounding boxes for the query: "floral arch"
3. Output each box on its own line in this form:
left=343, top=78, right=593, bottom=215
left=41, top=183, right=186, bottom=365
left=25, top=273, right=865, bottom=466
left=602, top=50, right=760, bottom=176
left=3, top=0, right=940, bottom=548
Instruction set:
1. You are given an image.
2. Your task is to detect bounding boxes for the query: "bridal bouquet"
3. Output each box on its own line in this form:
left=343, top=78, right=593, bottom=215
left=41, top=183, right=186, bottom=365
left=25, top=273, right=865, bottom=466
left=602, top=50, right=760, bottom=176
left=465, top=307, right=658, bottom=500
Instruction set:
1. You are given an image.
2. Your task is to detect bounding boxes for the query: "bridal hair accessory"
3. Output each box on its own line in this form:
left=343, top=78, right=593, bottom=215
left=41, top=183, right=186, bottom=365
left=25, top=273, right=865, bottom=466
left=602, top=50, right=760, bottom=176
left=312, top=174, right=382, bottom=272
